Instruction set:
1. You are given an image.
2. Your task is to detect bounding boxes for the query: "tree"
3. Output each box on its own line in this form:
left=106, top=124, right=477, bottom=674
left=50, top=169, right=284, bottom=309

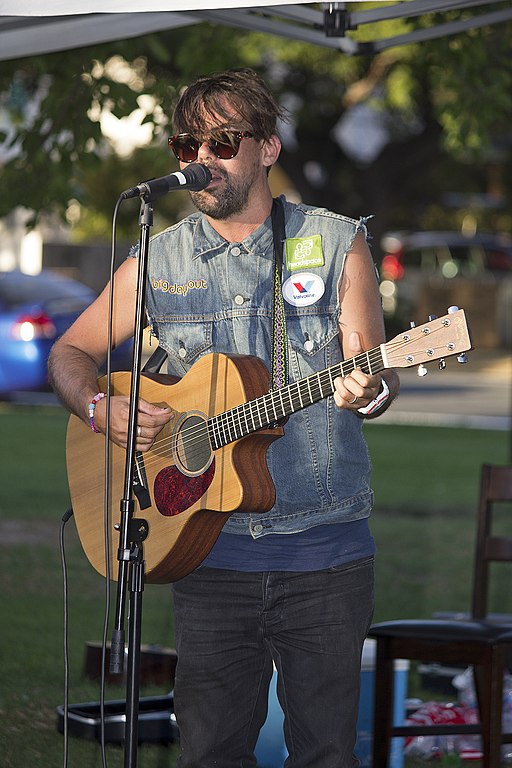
left=0, top=4, right=511, bottom=249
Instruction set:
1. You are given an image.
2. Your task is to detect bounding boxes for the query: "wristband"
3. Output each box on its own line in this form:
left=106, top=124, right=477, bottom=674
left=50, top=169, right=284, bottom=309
left=358, top=379, right=390, bottom=416
left=88, top=392, right=105, bottom=433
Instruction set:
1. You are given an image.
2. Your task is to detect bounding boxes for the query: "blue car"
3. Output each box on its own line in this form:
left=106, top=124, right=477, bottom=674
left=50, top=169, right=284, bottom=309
left=0, top=269, right=133, bottom=398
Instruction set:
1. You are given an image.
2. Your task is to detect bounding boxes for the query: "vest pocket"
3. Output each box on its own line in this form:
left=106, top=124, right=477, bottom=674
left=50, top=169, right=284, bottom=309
left=159, top=320, right=213, bottom=368
left=286, top=311, right=339, bottom=359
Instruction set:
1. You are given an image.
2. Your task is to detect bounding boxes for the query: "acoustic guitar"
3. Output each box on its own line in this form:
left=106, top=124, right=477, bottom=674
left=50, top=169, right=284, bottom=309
left=66, top=308, right=471, bottom=583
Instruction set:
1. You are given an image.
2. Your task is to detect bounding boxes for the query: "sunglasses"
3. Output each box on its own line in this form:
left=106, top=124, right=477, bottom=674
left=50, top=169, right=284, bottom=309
left=168, top=130, right=254, bottom=163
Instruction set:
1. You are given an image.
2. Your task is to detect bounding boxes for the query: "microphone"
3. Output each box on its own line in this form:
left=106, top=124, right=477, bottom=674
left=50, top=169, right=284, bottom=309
left=121, top=163, right=212, bottom=201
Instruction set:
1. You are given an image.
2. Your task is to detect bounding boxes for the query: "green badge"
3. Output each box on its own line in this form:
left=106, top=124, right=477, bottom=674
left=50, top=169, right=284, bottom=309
left=285, top=235, right=324, bottom=271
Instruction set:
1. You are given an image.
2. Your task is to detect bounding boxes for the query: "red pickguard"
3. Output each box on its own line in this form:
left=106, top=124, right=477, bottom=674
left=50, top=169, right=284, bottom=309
left=154, top=460, right=216, bottom=517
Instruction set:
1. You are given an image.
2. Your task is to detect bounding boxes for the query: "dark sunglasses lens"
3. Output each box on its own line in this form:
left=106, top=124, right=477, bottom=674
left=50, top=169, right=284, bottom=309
left=171, top=136, right=200, bottom=162
left=169, top=132, right=245, bottom=161
left=212, top=134, right=240, bottom=159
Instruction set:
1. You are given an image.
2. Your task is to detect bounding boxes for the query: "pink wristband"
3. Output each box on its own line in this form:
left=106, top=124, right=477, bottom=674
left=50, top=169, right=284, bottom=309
left=88, top=392, right=105, bottom=433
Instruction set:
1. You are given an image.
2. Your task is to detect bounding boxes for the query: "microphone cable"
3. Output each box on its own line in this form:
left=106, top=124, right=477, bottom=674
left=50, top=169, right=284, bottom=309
left=59, top=195, right=123, bottom=768
left=59, top=507, right=73, bottom=768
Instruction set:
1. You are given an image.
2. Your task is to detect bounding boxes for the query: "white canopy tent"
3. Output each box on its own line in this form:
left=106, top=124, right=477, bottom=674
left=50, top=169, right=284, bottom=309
left=0, top=1, right=511, bottom=61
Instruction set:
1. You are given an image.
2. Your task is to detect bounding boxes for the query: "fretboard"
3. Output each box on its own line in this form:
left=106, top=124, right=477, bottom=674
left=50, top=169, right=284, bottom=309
left=208, top=346, right=385, bottom=450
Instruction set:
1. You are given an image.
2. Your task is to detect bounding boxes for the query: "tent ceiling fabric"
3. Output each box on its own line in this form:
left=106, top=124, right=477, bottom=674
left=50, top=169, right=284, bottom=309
left=0, top=0, right=301, bottom=12
left=0, top=7, right=286, bottom=61
left=0, top=1, right=511, bottom=61
left=0, top=13, right=200, bottom=58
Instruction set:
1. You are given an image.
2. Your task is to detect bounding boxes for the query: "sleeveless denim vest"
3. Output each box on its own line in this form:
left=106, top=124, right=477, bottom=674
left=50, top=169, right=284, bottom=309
left=142, top=196, right=374, bottom=538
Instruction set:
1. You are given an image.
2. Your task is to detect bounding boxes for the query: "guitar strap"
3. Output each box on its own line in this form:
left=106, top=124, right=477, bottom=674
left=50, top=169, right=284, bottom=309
left=270, top=197, right=288, bottom=390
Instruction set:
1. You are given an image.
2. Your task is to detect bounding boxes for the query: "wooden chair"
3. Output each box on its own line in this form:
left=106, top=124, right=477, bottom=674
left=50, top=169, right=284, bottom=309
left=368, top=463, right=512, bottom=768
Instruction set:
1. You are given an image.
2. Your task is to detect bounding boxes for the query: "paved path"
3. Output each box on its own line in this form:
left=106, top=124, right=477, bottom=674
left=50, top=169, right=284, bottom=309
left=379, top=349, right=512, bottom=431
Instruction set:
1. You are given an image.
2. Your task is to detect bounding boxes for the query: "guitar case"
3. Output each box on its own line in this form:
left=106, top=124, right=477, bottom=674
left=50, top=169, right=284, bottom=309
left=56, top=641, right=179, bottom=744
left=56, top=692, right=178, bottom=744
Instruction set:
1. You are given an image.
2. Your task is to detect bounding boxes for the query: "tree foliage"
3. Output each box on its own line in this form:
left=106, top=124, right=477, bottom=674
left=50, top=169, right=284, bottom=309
left=0, top=4, right=511, bottom=246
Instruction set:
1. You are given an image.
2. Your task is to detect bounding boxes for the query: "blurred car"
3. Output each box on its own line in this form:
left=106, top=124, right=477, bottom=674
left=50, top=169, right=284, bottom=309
left=0, top=269, right=133, bottom=397
left=378, top=231, right=512, bottom=345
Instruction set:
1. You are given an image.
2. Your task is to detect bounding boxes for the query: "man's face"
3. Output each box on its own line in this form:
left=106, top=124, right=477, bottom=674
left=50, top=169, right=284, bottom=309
left=178, top=108, right=273, bottom=220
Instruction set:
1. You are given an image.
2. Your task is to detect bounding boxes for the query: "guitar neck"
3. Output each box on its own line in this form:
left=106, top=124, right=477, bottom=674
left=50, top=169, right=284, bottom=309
left=208, top=345, right=386, bottom=450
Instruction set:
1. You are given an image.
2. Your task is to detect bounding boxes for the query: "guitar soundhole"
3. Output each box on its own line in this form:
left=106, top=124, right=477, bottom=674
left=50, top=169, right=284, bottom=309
left=175, top=413, right=212, bottom=475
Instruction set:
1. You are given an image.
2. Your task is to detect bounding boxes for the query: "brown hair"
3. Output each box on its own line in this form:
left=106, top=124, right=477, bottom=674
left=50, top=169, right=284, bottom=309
left=172, top=68, right=285, bottom=140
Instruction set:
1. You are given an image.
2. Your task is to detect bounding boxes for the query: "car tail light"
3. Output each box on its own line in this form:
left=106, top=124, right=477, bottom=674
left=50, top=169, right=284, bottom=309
left=11, top=311, right=57, bottom=341
left=381, top=254, right=405, bottom=281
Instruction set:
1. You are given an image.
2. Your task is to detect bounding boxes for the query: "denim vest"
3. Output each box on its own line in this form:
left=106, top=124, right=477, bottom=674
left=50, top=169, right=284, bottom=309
left=143, top=196, right=373, bottom=538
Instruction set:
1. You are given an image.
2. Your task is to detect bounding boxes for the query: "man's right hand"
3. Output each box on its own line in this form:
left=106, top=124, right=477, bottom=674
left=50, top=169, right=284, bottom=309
left=92, top=395, right=174, bottom=452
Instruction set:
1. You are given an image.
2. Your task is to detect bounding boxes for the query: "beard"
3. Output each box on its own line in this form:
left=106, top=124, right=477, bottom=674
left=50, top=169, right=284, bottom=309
left=189, top=164, right=257, bottom=220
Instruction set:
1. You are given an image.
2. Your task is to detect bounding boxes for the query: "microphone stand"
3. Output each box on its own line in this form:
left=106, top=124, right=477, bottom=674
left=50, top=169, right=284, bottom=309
left=107, top=165, right=210, bottom=764
left=110, top=196, right=154, bottom=767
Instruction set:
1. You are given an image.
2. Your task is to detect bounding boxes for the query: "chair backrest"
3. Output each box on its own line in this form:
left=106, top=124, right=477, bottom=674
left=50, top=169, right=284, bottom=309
left=471, top=463, right=512, bottom=619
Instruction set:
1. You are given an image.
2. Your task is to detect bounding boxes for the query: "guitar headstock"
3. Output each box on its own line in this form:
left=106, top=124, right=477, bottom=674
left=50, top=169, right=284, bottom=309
left=385, top=307, right=472, bottom=371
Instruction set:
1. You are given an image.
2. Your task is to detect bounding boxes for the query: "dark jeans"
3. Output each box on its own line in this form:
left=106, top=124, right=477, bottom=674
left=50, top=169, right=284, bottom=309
left=171, top=557, right=374, bottom=768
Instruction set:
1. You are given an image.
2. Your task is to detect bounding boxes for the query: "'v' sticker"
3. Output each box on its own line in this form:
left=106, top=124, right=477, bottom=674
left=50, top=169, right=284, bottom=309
left=282, top=272, right=325, bottom=307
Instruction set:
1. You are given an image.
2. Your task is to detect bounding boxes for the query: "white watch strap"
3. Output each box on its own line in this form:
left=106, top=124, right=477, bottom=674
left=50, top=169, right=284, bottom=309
left=358, top=378, right=390, bottom=416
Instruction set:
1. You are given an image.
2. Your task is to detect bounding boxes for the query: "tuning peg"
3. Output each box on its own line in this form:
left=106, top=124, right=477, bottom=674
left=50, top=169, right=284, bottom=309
left=409, top=321, right=416, bottom=328
left=438, top=359, right=446, bottom=370
left=417, top=364, right=428, bottom=377
left=429, top=314, right=437, bottom=321
left=447, top=306, right=468, bottom=362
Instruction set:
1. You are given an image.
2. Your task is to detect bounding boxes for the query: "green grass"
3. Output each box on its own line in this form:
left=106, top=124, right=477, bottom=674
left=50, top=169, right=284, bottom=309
left=0, top=403, right=70, bottom=519
left=366, top=420, right=510, bottom=512
left=1, top=534, right=179, bottom=767
left=0, top=404, right=178, bottom=766
left=0, top=403, right=510, bottom=767
left=365, top=420, right=512, bottom=621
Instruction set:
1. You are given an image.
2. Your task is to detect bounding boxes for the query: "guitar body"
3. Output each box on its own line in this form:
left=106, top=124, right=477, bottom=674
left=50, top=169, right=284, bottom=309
left=66, top=353, right=283, bottom=583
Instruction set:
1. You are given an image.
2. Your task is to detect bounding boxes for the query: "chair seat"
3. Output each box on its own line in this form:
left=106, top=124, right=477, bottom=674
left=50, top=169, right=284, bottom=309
left=369, top=619, right=512, bottom=644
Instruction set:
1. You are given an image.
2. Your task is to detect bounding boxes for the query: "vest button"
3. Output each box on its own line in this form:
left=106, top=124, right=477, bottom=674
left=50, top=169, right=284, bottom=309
left=304, top=339, right=314, bottom=352
left=178, top=347, right=187, bottom=358
left=231, top=246, right=241, bottom=256
left=234, top=294, right=245, bottom=305
left=253, top=524, right=263, bottom=534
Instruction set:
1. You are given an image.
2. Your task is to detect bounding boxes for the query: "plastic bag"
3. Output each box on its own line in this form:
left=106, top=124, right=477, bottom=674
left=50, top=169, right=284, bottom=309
left=403, top=701, right=469, bottom=760
left=452, top=666, right=512, bottom=762
left=402, top=668, right=512, bottom=761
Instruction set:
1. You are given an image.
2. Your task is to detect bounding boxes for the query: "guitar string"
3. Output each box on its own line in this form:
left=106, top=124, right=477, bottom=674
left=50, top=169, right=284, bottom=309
left=133, top=348, right=388, bottom=474
left=137, top=349, right=412, bottom=474
left=133, top=327, right=458, bottom=473
left=146, top=350, right=383, bottom=453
